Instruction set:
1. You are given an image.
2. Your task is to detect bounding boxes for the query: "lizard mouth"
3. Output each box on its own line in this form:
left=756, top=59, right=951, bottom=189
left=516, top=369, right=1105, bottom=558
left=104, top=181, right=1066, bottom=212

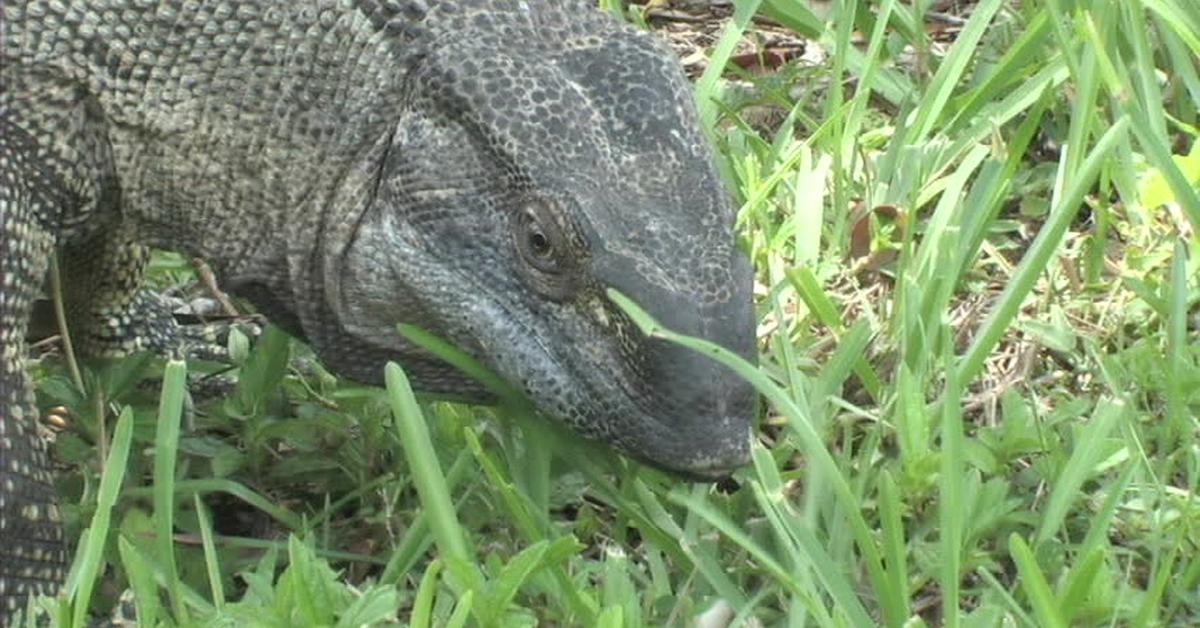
left=557, top=337, right=757, bottom=481
left=624, top=391, right=753, bottom=480
left=638, top=427, right=752, bottom=481
left=485, top=328, right=755, bottom=481
left=614, top=328, right=758, bottom=480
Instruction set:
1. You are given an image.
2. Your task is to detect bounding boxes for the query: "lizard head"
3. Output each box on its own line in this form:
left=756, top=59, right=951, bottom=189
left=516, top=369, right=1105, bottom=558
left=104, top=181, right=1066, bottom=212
left=331, top=5, right=756, bottom=479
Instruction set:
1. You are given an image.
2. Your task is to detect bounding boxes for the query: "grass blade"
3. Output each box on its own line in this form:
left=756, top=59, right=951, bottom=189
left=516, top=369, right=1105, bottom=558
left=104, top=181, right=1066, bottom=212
left=153, top=359, right=189, bottom=622
left=193, top=493, right=225, bottom=609
left=1009, top=534, right=1067, bottom=628
left=1034, top=398, right=1125, bottom=545
left=384, top=362, right=472, bottom=565
left=67, top=408, right=133, bottom=628
left=960, top=117, right=1131, bottom=382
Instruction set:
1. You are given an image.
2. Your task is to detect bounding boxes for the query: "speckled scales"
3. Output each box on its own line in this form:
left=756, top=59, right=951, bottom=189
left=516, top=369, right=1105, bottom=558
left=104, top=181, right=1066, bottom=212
left=0, top=116, right=70, bottom=620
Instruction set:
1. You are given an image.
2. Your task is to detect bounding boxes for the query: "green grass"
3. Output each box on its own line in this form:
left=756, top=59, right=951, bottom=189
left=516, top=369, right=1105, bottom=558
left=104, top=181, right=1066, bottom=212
left=21, top=0, right=1200, bottom=625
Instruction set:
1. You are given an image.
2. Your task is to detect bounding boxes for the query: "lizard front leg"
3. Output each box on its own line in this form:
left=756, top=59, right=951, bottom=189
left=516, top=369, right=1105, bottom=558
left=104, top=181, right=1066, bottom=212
left=58, top=229, right=257, bottom=386
left=60, top=227, right=191, bottom=360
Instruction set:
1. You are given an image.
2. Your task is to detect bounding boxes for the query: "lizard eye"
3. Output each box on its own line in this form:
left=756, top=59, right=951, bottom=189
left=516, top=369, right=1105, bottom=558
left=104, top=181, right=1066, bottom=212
left=526, top=223, right=552, bottom=258
left=516, top=204, right=563, bottom=273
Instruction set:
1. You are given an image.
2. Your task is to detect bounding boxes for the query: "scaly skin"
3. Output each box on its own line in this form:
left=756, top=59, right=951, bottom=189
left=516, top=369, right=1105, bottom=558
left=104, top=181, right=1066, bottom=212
left=0, top=0, right=756, bottom=617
